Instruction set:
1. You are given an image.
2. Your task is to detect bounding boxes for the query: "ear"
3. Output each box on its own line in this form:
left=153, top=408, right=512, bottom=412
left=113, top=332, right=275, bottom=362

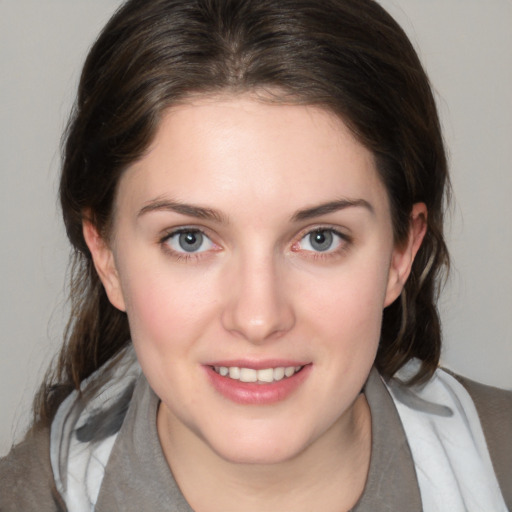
left=82, top=219, right=126, bottom=312
left=384, top=203, right=427, bottom=307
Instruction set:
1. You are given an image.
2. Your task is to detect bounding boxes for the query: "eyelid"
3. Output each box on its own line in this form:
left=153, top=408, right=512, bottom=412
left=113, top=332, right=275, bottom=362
left=295, top=224, right=351, bottom=243
left=160, top=222, right=215, bottom=238
left=160, top=226, right=205, bottom=242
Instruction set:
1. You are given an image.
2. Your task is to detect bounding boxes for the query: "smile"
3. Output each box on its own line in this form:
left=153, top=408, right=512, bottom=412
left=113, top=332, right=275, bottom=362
left=212, top=365, right=303, bottom=384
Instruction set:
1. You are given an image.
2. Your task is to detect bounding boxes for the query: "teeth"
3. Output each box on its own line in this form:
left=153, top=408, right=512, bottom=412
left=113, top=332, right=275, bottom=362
left=273, top=367, right=285, bottom=381
left=214, top=365, right=303, bottom=383
left=229, top=367, right=240, bottom=379
left=257, top=368, right=274, bottom=383
left=240, top=368, right=257, bottom=382
left=284, top=367, right=295, bottom=378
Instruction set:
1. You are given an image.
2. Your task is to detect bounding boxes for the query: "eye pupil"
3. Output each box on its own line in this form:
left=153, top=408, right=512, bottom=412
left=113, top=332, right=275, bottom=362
left=178, top=231, right=203, bottom=252
left=310, top=230, right=333, bottom=252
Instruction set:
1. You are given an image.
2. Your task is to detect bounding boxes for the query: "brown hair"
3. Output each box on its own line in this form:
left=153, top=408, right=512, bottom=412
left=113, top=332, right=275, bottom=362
left=34, top=0, right=449, bottom=426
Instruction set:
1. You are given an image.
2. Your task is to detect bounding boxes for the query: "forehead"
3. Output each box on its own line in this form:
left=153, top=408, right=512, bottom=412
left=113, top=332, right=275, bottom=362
left=116, top=94, right=388, bottom=219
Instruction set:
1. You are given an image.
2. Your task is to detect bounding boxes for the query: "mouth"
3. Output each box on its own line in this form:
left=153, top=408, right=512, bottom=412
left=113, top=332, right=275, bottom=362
left=205, top=361, right=311, bottom=404
left=211, top=365, right=304, bottom=384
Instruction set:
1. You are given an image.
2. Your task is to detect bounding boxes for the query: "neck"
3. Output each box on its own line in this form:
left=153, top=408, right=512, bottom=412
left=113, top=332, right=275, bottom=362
left=157, top=394, right=372, bottom=512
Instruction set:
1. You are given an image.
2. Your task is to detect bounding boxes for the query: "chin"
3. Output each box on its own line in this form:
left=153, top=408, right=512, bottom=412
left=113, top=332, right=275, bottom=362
left=202, top=422, right=316, bottom=466
left=215, top=443, right=303, bottom=466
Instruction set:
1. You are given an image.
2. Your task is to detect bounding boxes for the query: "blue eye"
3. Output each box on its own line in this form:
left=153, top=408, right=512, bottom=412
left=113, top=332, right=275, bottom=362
left=299, top=229, right=344, bottom=253
left=165, top=229, right=214, bottom=253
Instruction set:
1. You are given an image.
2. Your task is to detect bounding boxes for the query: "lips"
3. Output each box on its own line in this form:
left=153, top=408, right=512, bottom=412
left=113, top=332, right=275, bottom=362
left=205, top=362, right=311, bottom=405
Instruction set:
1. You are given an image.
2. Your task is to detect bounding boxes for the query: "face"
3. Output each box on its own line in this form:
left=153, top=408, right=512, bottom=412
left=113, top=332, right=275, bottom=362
left=86, top=95, right=421, bottom=466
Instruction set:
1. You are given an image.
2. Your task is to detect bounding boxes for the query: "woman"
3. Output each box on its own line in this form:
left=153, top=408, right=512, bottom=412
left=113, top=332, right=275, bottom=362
left=1, top=0, right=510, bottom=510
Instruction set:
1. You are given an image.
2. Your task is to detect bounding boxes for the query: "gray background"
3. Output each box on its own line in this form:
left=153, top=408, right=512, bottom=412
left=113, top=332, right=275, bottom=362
left=1, top=0, right=511, bottom=455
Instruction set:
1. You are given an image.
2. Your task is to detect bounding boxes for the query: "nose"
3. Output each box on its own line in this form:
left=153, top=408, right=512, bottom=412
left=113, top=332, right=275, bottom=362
left=221, top=251, right=295, bottom=343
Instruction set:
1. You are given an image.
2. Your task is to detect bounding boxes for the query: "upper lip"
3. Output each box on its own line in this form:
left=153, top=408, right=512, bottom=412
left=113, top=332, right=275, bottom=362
left=204, top=359, right=310, bottom=370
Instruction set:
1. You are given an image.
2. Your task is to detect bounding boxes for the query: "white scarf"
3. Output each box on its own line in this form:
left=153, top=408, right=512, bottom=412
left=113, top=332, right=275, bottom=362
left=50, top=351, right=508, bottom=511
left=386, top=363, right=508, bottom=511
left=50, top=345, right=140, bottom=511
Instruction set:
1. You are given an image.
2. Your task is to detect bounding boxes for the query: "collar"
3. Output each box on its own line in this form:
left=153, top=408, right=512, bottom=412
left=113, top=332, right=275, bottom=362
left=95, top=367, right=422, bottom=511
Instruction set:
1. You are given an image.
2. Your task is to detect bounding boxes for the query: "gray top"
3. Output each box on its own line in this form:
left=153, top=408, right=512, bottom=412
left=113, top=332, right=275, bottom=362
left=1, top=368, right=510, bottom=511
left=93, top=368, right=422, bottom=511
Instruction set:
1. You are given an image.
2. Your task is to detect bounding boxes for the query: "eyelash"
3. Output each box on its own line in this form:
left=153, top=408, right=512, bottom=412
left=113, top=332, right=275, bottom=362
left=159, top=226, right=352, bottom=262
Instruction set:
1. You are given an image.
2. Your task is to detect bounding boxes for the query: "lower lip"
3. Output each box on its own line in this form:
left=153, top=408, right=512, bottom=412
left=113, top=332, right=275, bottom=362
left=205, top=365, right=311, bottom=405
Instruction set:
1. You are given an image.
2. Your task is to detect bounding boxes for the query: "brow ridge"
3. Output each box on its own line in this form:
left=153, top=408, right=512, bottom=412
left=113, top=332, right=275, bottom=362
left=292, top=198, right=374, bottom=221
left=138, top=198, right=226, bottom=223
left=138, top=197, right=372, bottom=224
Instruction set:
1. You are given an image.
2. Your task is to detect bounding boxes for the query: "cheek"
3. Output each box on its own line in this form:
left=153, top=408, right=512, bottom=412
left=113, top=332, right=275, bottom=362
left=116, top=258, right=219, bottom=353
left=301, top=256, right=390, bottom=347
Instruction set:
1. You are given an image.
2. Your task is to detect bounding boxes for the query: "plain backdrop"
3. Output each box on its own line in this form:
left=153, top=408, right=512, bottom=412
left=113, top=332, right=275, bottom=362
left=1, top=0, right=511, bottom=455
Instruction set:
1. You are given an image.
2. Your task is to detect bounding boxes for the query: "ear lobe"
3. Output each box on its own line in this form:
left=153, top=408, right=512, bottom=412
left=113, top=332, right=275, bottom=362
left=384, top=203, right=428, bottom=307
left=82, top=219, right=126, bottom=312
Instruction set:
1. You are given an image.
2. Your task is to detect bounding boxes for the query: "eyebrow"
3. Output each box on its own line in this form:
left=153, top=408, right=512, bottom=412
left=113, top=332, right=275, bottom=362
left=138, top=197, right=373, bottom=224
left=138, top=198, right=227, bottom=223
left=291, top=198, right=374, bottom=221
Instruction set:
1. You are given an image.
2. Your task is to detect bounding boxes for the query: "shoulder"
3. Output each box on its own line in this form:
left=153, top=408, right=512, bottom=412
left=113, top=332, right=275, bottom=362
left=444, top=370, right=512, bottom=448
left=446, top=370, right=512, bottom=506
left=0, top=426, right=65, bottom=512
left=448, top=370, right=512, bottom=417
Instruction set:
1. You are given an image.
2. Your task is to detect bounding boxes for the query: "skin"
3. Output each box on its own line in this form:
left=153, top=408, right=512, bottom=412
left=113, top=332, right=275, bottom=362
left=84, top=94, right=426, bottom=511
